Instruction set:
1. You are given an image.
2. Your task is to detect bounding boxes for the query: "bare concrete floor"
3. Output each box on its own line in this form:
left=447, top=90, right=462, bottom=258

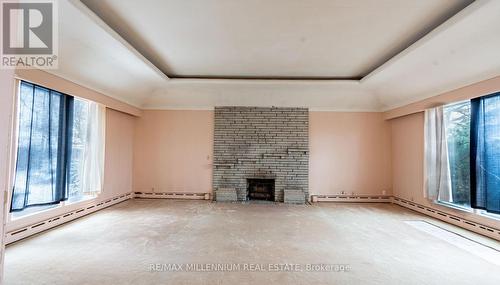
left=4, top=200, right=500, bottom=285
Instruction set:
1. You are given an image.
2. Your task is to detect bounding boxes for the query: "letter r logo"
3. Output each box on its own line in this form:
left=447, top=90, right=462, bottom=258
left=2, top=2, right=53, bottom=54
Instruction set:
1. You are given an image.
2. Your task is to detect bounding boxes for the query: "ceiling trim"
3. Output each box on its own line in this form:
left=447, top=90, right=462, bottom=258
left=141, top=106, right=216, bottom=111
left=15, top=69, right=143, bottom=116
left=168, top=76, right=362, bottom=81
left=69, top=0, right=170, bottom=81
left=42, top=70, right=143, bottom=108
left=383, top=75, right=500, bottom=120
left=166, top=78, right=361, bottom=85
left=140, top=105, right=381, bottom=112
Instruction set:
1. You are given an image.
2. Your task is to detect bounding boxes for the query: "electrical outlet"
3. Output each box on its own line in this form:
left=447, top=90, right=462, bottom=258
left=382, top=190, right=387, bottom=195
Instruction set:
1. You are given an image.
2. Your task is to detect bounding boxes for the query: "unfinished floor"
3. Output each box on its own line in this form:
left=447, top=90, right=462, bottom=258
left=4, top=200, right=500, bottom=285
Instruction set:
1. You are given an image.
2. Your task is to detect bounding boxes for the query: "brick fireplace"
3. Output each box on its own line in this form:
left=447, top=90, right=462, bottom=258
left=213, top=107, right=309, bottom=203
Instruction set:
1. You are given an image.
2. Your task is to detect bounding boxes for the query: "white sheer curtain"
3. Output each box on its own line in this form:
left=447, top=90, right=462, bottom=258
left=81, top=103, right=106, bottom=196
left=424, top=106, right=453, bottom=202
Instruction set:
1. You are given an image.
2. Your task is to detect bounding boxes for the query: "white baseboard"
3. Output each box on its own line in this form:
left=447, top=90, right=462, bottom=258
left=5, top=192, right=210, bottom=244
left=311, top=194, right=500, bottom=241
left=392, top=197, right=500, bottom=241
left=6, top=193, right=499, bottom=244
left=134, top=192, right=211, bottom=200
left=311, top=194, right=391, bottom=203
left=5, top=193, right=133, bottom=244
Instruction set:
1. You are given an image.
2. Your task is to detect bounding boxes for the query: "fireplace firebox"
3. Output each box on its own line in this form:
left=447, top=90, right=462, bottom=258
left=247, top=179, right=275, bottom=201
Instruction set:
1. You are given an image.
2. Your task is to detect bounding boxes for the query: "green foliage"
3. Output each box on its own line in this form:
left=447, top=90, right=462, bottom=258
left=444, top=102, right=471, bottom=206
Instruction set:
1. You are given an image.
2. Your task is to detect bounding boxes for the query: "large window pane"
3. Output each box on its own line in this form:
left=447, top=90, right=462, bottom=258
left=68, top=98, right=92, bottom=202
left=443, top=101, right=471, bottom=207
left=11, top=82, right=102, bottom=217
left=12, top=83, right=64, bottom=211
left=12, top=82, right=35, bottom=210
left=481, top=95, right=500, bottom=213
left=471, top=94, right=500, bottom=214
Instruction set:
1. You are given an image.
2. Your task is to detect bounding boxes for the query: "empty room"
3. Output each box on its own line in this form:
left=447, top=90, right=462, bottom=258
left=1, top=0, right=500, bottom=284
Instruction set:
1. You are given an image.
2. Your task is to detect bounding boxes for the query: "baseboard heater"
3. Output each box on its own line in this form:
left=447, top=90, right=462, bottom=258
left=5, top=193, right=133, bottom=245
left=134, top=192, right=211, bottom=200
left=392, top=197, right=500, bottom=241
left=310, top=194, right=499, bottom=241
left=6, top=193, right=499, bottom=243
left=311, top=195, right=392, bottom=203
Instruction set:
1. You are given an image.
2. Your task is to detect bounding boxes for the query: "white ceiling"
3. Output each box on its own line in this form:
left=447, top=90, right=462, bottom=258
left=46, top=0, right=500, bottom=111
left=53, top=0, right=166, bottom=107
left=80, top=0, right=471, bottom=79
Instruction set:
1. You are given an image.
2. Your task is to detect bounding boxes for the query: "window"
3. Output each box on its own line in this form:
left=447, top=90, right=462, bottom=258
left=431, top=95, right=500, bottom=217
left=470, top=93, right=500, bottom=214
left=10, top=81, right=105, bottom=217
left=443, top=101, right=471, bottom=207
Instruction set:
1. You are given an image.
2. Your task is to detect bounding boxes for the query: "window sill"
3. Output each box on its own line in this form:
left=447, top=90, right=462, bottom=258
left=9, top=195, right=98, bottom=222
left=434, top=201, right=474, bottom=213
left=10, top=204, right=62, bottom=221
left=435, top=200, right=500, bottom=222
left=479, top=211, right=500, bottom=221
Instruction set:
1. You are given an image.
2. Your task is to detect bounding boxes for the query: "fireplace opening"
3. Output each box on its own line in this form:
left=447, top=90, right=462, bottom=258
left=247, top=179, right=275, bottom=201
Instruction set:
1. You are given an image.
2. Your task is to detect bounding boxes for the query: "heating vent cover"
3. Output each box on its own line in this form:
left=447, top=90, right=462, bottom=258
left=393, top=197, right=500, bottom=241
left=5, top=193, right=132, bottom=244
left=134, top=192, right=210, bottom=200
left=311, top=195, right=391, bottom=203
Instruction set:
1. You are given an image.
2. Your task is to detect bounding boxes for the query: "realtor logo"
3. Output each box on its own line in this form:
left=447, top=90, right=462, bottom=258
left=1, top=0, right=58, bottom=68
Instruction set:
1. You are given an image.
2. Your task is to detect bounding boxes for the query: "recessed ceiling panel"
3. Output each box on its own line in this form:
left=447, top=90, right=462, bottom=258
left=81, top=0, right=473, bottom=79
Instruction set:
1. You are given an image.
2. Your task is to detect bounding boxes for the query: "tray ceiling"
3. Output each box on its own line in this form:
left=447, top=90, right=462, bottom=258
left=43, top=0, right=500, bottom=111
left=81, top=0, right=472, bottom=79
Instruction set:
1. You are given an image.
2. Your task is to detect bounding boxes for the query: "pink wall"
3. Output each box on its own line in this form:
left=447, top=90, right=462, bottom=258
left=103, top=109, right=136, bottom=198
left=133, top=110, right=392, bottom=197
left=309, top=112, right=392, bottom=196
left=390, top=112, right=499, bottom=229
left=391, top=113, right=425, bottom=202
left=133, top=110, right=214, bottom=194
